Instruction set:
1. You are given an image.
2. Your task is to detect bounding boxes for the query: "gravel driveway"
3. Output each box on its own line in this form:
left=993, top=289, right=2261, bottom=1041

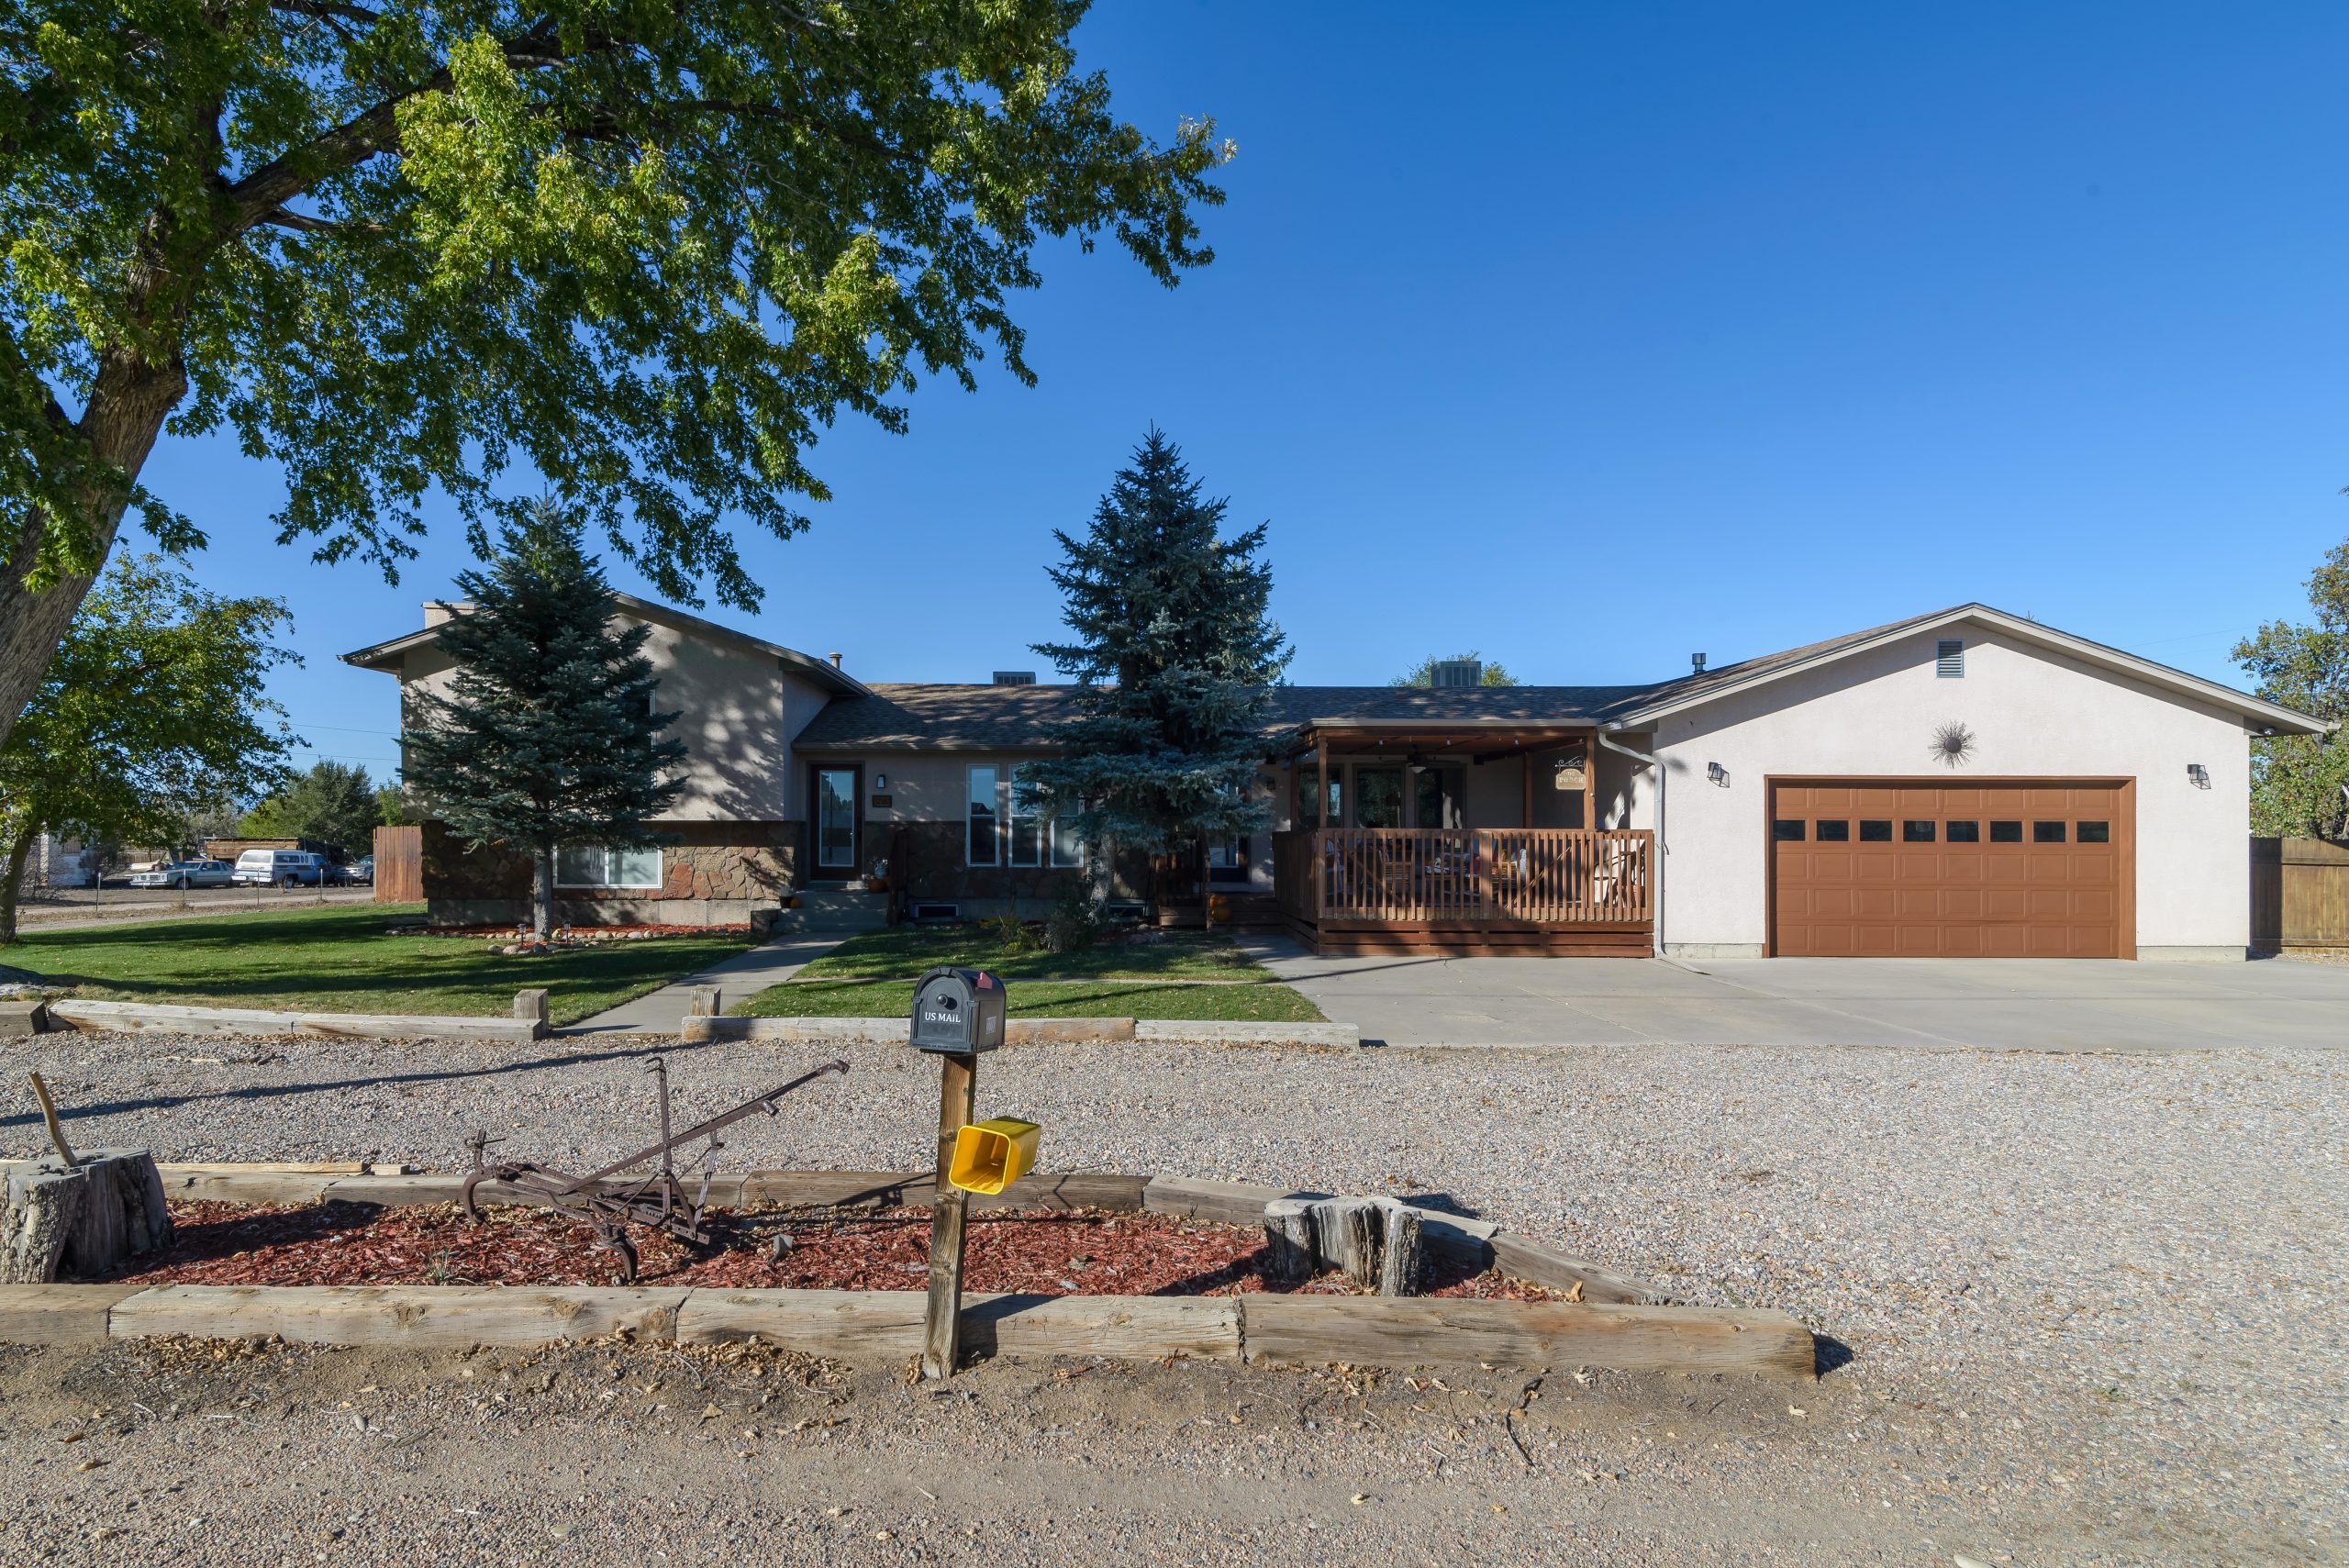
left=4, top=1028, right=2343, bottom=1567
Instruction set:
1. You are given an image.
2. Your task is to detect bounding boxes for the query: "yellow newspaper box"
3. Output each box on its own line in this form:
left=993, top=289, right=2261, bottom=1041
left=947, top=1118, right=1041, bottom=1195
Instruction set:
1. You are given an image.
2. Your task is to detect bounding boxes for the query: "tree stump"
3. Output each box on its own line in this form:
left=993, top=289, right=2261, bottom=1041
left=1375, top=1198, right=1423, bottom=1298
left=1308, top=1197, right=1386, bottom=1291
left=1, top=1149, right=173, bottom=1283
left=1263, top=1197, right=1317, bottom=1284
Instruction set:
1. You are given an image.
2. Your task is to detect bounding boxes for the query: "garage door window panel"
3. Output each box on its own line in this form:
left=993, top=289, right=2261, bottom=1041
left=1989, top=820, right=2022, bottom=842
left=1858, top=820, right=1892, bottom=842
left=1815, top=819, right=1850, bottom=841
left=2077, top=820, right=2110, bottom=843
left=1903, top=820, right=1936, bottom=842
left=1945, top=820, right=1980, bottom=842
left=2033, top=821, right=2067, bottom=843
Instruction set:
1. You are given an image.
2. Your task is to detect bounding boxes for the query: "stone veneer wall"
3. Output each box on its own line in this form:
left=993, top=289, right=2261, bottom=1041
left=421, top=819, right=803, bottom=928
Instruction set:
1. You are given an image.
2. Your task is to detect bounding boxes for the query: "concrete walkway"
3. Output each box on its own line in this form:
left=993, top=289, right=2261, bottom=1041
left=569, top=937, right=841, bottom=1034
left=1237, top=935, right=2349, bottom=1051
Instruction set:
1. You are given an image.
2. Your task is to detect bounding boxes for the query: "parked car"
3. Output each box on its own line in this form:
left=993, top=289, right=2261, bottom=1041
left=334, top=856, right=374, bottom=887
left=231, top=849, right=328, bottom=888
left=128, top=858, right=235, bottom=890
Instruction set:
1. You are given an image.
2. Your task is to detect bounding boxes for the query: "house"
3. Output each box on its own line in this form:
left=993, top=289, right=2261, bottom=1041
left=345, top=599, right=2328, bottom=960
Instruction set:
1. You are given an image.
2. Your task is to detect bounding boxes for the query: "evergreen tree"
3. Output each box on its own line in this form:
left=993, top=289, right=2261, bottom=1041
left=1023, top=430, right=1291, bottom=884
left=402, top=504, right=687, bottom=937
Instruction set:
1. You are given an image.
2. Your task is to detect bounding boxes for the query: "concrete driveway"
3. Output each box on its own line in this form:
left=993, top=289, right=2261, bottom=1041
left=1241, top=940, right=2349, bottom=1051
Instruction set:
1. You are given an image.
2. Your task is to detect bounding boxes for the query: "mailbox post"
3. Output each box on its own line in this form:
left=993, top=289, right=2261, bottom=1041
left=910, top=967, right=1006, bottom=1377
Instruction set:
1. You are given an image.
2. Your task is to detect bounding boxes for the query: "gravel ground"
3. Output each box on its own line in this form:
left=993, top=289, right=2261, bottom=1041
left=4, top=1029, right=2344, bottom=1567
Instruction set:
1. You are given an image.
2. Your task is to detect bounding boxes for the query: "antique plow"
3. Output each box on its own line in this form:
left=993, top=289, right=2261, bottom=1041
left=462, top=1055, right=849, bottom=1281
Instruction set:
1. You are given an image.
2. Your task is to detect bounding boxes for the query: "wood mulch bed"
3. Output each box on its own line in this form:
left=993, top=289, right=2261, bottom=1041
left=112, top=1200, right=1565, bottom=1301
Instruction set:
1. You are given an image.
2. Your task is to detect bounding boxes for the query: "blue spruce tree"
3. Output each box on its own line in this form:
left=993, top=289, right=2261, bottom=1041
left=1023, top=430, right=1291, bottom=899
left=401, top=503, right=687, bottom=938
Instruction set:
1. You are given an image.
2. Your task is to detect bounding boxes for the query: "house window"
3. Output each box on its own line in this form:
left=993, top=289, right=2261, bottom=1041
left=1008, top=783, right=1043, bottom=867
left=1936, top=639, right=1965, bottom=678
left=1296, top=765, right=1341, bottom=828
left=967, top=765, right=999, bottom=865
left=555, top=845, right=662, bottom=889
left=1050, top=814, right=1085, bottom=868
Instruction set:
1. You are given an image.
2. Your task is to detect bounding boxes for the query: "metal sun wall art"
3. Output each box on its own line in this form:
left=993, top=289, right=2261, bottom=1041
left=1931, top=721, right=1977, bottom=768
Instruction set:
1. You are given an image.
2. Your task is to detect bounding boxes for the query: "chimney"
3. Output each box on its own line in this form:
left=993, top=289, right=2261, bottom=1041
left=828, top=651, right=843, bottom=669
left=1691, top=652, right=1707, bottom=673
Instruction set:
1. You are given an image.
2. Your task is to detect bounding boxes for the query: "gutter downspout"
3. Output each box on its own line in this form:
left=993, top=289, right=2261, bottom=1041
left=1598, top=726, right=1664, bottom=957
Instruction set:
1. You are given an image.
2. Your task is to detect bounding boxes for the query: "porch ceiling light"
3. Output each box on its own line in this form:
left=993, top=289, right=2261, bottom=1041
left=2187, top=762, right=2210, bottom=789
left=1707, top=762, right=1728, bottom=786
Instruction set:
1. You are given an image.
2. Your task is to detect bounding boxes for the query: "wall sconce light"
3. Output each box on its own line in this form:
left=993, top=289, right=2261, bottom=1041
left=1707, top=762, right=1729, bottom=786
left=2187, top=763, right=2209, bottom=789
left=873, top=773, right=888, bottom=792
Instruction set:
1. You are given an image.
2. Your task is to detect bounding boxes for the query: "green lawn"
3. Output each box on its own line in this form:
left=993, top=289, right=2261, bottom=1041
left=731, top=976, right=1327, bottom=1023
left=9, top=905, right=756, bottom=1027
left=793, top=924, right=1274, bottom=983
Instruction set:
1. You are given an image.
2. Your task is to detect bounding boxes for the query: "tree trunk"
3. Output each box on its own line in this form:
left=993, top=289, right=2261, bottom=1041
left=532, top=842, right=555, bottom=940
left=0, top=350, right=192, bottom=750
left=0, top=827, right=34, bottom=946
left=1263, top=1197, right=1317, bottom=1284
left=1, top=1148, right=173, bottom=1283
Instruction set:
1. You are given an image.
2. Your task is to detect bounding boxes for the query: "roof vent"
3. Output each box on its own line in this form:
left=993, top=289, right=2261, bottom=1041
left=1431, top=659, right=1483, bottom=689
left=992, top=671, right=1036, bottom=686
left=1936, top=639, right=1965, bottom=678
left=828, top=651, right=843, bottom=669
left=1691, top=652, right=1707, bottom=673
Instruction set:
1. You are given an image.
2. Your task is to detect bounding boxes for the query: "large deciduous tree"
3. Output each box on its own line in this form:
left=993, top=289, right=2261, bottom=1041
left=0, top=554, right=295, bottom=942
left=239, top=759, right=384, bottom=858
left=2235, top=537, right=2349, bottom=839
left=0, top=3, right=1230, bottom=749
left=400, top=500, right=685, bottom=938
left=1021, top=428, right=1289, bottom=884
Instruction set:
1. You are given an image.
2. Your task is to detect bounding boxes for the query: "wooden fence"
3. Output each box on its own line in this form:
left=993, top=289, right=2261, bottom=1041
left=373, top=825, right=423, bottom=904
left=2251, top=837, right=2349, bottom=951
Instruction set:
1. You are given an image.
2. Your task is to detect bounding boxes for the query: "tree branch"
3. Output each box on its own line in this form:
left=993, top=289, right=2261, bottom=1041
left=220, top=23, right=573, bottom=235
left=267, top=0, right=382, bottom=21
left=257, top=207, right=386, bottom=237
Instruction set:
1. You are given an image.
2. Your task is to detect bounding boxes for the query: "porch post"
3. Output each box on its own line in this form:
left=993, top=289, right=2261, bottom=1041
left=1315, top=738, right=1329, bottom=828
left=1522, top=752, right=1533, bottom=828
left=1583, top=728, right=1598, bottom=830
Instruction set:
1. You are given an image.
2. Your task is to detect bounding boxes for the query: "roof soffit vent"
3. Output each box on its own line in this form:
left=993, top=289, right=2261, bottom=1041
left=992, top=671, right=1036, bottom=686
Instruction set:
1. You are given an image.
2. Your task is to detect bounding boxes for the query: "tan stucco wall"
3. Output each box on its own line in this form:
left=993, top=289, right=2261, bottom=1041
left=393, top=606, right=829, bottom=825
left=1649, top=625, right=2256, bottom=959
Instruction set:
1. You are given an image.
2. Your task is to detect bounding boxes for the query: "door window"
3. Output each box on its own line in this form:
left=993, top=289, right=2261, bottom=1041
left=816, top=769, right=858, bottom=869
left=1355, top=768, right=1405, bottom=828
left=1414, top=766, right=1464, bottom=829
left=966, top=765, right=999, bottom=865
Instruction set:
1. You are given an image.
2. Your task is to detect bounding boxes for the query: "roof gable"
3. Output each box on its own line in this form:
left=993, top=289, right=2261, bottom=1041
left=1611, top=604, right=2329, bottom=735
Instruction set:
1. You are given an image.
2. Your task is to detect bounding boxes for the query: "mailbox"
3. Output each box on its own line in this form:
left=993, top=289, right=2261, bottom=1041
left=909, top=966, right=1007, bottom=1055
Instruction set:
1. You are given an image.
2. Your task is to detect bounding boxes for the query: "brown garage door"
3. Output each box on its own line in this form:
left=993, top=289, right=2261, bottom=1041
left=1768, top=779, right=2133, bottom=958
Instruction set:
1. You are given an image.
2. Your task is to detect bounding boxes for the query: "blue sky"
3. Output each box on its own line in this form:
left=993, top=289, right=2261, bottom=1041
left=132, top=1, right=2349, bottom=782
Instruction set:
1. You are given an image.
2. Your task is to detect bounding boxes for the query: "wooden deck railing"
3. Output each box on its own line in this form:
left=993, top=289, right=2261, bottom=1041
left=1273, top=828, right=1653, bottom=926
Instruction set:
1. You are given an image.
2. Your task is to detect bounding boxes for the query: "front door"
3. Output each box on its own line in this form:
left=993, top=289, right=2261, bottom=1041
left=811, top=765, right=862, bottom=881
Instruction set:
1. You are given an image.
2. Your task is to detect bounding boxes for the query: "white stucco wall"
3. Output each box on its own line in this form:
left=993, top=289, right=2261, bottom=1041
left=1647, top=624, right=2256, bottom=959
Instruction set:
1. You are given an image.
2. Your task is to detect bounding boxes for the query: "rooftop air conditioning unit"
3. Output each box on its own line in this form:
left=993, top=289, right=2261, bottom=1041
left=1431, top=659, right=1483, bottom=688
left=992, top=671, right=1036, bottom=686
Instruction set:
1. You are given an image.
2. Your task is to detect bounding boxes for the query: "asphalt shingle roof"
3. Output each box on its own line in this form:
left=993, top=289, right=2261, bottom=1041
left=789, top=608, right=1981, bottom=752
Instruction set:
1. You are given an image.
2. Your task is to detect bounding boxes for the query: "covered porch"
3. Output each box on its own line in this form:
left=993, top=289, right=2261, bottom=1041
left=1269, top=718, right=1654, bottom=956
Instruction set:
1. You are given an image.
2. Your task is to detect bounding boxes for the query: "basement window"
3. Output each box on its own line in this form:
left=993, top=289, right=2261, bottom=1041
left=556, top=845, right=662, bottom=889
left=1936, top=639, right=1965, bottom=678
